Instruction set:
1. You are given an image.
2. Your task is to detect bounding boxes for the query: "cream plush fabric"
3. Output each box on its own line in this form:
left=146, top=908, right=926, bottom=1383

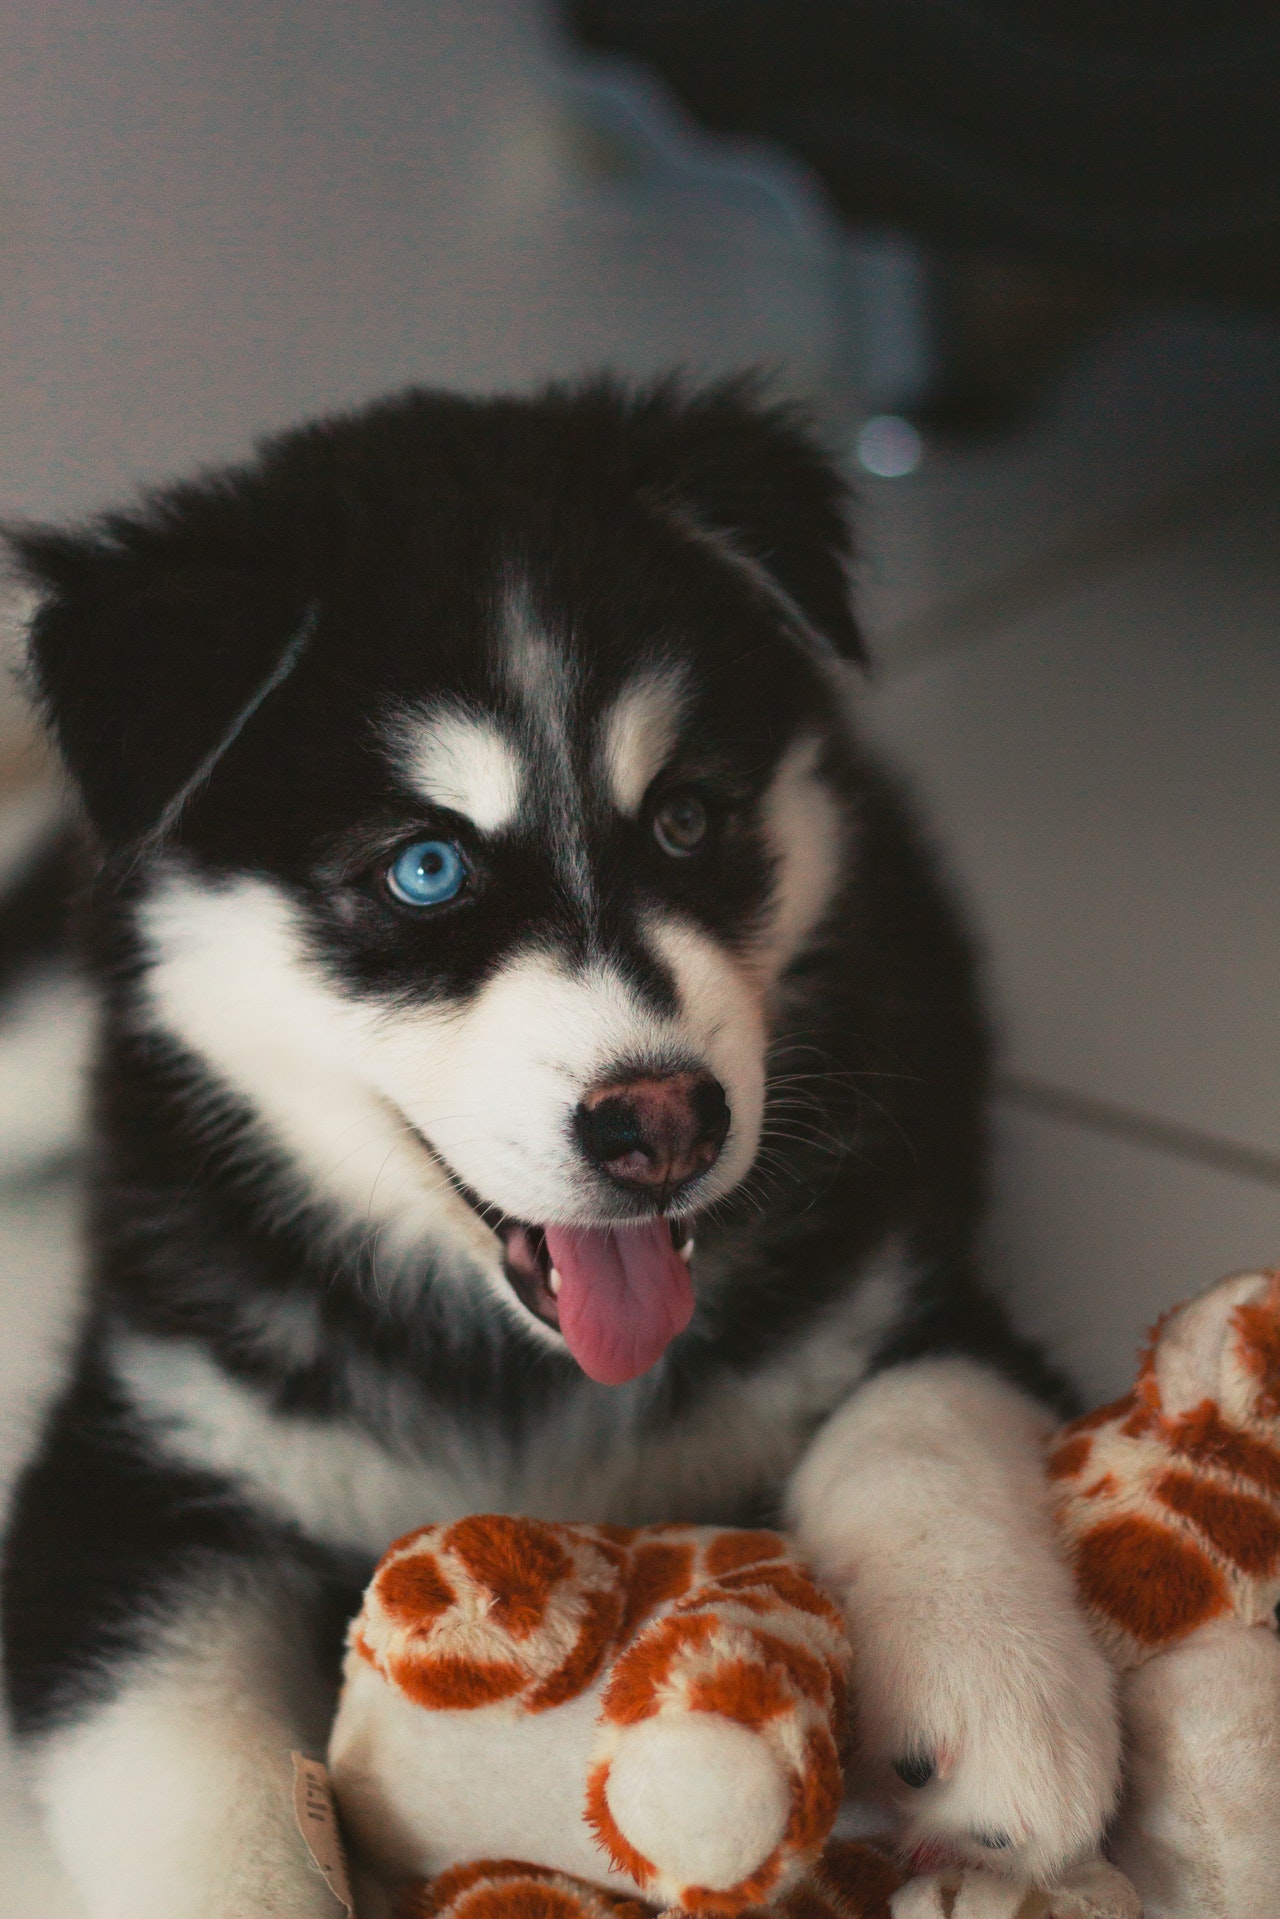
left=329, top=1517, right=849, bottom=1914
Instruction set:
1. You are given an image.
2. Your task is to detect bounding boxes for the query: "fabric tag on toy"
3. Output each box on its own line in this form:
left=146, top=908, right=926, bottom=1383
left=291, top=1752, right=355, bottom=1916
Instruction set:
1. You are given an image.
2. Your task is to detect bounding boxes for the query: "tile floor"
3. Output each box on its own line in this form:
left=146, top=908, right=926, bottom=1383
left=2, top=0, right=1279, bottom=1906
left=864, top=423, right=1280, bottom=1397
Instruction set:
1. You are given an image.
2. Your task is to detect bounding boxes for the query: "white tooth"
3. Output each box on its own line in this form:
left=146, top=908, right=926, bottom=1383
left=678, top=1237, right=695, bottom=1263
left=548, top=1267, right=562, bottom=1296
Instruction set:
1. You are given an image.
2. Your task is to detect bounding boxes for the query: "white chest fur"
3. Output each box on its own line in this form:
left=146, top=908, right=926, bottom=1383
left=107, top=1253, right=904, bottom=1555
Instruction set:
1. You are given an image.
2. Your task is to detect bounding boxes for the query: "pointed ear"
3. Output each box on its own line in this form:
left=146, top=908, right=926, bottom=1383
left=8, top=523, right=311, bottom=848
left=629, top=378, right=865, bottom=665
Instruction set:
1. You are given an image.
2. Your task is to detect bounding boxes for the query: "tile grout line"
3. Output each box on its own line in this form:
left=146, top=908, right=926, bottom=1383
left=997, top=1073, right=1280, bottom=1192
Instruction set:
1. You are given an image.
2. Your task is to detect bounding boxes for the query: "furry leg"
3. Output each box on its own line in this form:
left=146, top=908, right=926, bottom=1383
left=24, top=1581, right=342, bottom=1919
left=787, top=1359, right=1120, bottom=1883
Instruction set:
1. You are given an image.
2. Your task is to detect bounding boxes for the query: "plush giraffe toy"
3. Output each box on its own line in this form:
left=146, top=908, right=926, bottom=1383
left=330, top=1520, right=853, bottom=1913
left=1047, top=1267, right=1280, bottom=1919
left=324, top=1270, right=1280, bottom=1919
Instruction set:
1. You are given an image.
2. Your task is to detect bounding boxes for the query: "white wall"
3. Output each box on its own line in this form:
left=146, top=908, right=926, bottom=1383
left=0, top=0, right=835, bottom=527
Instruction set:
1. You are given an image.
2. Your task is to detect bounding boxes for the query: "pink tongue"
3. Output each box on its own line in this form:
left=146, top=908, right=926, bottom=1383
left=542, top=1220, right=694, bottom=1385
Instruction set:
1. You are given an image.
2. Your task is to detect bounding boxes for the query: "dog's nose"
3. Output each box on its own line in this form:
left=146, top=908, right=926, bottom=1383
left=575, top=1072, right=730, bottom=1201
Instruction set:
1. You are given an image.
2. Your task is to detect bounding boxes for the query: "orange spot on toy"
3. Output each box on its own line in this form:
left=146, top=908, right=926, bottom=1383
left=1073, top=1514, right=1229, bottom=1646
left=1169, top=1402, right=1280, bottom=1495
left=748, top=1631, right=833, bottom=1705
left=396, top=1859, right=656, bottom=1919
left=688, top=1658, right=793, bottom=1728
left=391, top=1652, right=527, bottom=1711
left=788, top=1839, right=903, bottom=1919
left=444, top=1515, right=572, bottom=1641
left=714, top=1562, right=841, bottom=1623
left=600, top=1613, right=716, bottom=1726
left=704, top=1530, right=789, bottom=1576
left=618, top=1540, right=695, bottom=1643
left=1155, top=1468, right=1280, bottom=1576
left=527, top=1586, right=623, bottom=1713
left=783, top=1728, right=844, bottom=1855
left=376, top=1552, right=457, bottom=1631
left=1234, top=1285, right=1280, bottom=1417
left=1047, top=1433, right=1093, bottom=1480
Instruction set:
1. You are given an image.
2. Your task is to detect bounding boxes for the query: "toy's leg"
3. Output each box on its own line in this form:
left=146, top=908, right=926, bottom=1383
left=1109, top=1618, right=1280, bottom=1919
left=889, top=1858, right=1140, bottom=1917
left=787, top=1359, right=1121, bottom=1885
left=891, top=1868, right=1030, bottom=1917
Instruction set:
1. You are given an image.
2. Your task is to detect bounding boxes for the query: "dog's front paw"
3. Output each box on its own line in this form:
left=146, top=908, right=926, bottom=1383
left=787, top=1360, right=1123, bottom=1885
left=845, top=1580, right=1121, bottom=1883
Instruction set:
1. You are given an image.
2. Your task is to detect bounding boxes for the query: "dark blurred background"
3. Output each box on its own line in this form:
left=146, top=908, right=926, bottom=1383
left=566, top=1, right=1280, bottom=428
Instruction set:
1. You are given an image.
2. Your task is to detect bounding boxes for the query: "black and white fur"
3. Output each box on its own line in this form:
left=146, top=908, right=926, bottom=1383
left=1, top=380, right=1119, bottom=1918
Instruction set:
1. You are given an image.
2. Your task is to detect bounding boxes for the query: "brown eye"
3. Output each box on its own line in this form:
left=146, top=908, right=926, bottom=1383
left=653, top=791, right=709, bottom=857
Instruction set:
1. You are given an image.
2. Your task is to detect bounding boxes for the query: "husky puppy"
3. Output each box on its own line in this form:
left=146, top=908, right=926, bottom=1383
left=1, top=380, right=1118, bottom=1918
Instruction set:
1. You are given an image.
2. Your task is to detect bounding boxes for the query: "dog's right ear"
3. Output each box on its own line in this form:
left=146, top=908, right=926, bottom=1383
left=8, top=521, right=310, bottom=850
left=620, top=376, right=866, bottom=667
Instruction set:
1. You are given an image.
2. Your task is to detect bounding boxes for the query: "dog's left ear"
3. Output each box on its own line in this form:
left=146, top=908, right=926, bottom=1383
left=7, top=518, right=311, bottom=849
left=628, top=378, right=865, bottom=666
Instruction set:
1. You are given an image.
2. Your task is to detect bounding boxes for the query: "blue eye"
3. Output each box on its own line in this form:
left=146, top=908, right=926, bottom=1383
left=386, top=839, right=467, bottom=908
